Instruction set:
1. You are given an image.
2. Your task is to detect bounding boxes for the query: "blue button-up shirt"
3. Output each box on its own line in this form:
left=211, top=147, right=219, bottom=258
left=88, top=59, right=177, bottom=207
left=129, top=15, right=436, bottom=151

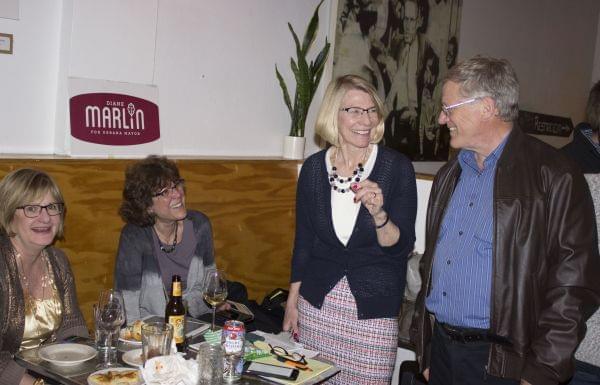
left=581, top=126, right=600, bottom=155
left=426, top=138, right=507, bottom=329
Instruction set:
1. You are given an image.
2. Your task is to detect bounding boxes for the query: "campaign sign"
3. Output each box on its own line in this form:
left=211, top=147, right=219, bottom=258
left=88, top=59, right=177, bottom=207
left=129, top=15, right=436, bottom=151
left=68, top=78, right=162, bottom=157
left=70, top=93, right=159, bottom=145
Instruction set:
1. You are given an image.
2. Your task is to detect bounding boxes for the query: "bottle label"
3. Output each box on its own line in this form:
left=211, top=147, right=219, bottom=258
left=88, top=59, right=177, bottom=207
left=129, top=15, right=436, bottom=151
left=172, top=281, right=182, bottom=297
left=168, top=315, right=185, bottom=343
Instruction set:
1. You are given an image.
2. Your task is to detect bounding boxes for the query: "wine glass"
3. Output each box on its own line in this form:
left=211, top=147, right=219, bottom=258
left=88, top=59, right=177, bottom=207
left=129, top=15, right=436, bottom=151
left=94, top=289, right=125, bottom=368
left=202, top=269, right=228, bottom=331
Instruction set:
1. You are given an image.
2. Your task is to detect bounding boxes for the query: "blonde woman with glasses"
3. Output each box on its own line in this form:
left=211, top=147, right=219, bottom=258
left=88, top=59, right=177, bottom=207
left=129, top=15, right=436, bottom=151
left=0, top=169, right=88, bottom=385
left=283, top=75, right=417, bottom=384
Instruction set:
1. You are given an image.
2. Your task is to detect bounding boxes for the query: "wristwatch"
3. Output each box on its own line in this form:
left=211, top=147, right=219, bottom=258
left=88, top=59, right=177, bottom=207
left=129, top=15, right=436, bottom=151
left=33, top=378, right=46, bottom=385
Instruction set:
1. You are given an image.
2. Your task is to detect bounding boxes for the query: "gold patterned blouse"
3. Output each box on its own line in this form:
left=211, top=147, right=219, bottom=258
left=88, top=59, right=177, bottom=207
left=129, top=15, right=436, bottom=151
left=19, top=251, right=63, bottom=351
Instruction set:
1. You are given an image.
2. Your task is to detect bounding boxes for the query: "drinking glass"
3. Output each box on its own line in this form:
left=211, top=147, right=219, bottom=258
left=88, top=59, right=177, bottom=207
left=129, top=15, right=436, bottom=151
left=141, top=322, right=174, bottom=364
left=93, top=304, right=118, bottom=352
left=94, top=289, right=125, bottom=369
left=196, top=342, right=224, bottom=385
left=202, top=269, right=228, bottom=331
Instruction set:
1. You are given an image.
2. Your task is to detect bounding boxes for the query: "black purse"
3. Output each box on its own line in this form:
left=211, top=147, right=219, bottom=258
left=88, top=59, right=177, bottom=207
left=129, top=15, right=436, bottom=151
left=259, top=288, right=289, bottom=325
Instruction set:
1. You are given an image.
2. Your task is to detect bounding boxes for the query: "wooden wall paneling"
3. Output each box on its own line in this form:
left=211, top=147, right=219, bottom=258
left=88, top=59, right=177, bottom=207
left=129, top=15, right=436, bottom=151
left=178, top=160, right=298, bottom=302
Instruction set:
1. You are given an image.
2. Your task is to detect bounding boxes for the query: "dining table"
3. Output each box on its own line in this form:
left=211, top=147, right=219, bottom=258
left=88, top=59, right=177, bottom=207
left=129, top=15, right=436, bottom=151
left=15, top=318, right=339, bottom=385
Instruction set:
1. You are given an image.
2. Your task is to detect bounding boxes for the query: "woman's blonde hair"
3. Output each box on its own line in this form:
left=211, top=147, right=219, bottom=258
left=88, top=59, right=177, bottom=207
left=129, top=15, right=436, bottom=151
left=0, top=168, right=65, bottom=238
left=315, top=74, right=386, bottom=147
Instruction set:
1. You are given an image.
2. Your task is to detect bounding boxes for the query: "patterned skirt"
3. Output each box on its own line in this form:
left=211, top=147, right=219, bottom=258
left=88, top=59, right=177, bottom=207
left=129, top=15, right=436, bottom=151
left=298, top=277, right=398, bottom=385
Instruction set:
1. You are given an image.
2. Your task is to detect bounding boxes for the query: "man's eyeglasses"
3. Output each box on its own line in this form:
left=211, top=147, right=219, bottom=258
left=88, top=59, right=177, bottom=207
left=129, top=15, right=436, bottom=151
left=339, top=107, right=379, bottom=119
left=153, top=179, right=185, bottom=199
left=17, top=203, right=64, bottom=218
left=269, top=344, right=309, bottom=370
left=441, top=98, right=479, bottom=116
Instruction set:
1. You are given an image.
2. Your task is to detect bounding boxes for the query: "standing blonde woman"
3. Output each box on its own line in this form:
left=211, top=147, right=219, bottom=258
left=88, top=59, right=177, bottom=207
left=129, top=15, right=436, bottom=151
left=283, top=75, right=417, bottom=384
left=0, top=169, right=88, bottom=385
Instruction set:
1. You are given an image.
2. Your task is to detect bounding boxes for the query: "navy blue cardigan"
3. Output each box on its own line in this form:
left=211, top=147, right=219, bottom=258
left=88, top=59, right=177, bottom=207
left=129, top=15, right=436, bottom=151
left=291, top=145, right=417, bottom=319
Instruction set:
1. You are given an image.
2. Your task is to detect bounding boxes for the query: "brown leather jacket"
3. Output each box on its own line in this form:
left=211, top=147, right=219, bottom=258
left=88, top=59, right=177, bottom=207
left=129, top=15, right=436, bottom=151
left=411, top=127, right=600, bottom=385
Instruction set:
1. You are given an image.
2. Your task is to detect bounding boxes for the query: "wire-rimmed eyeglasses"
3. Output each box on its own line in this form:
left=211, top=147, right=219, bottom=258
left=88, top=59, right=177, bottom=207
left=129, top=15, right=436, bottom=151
left=268, top=344, right=309, bottom=369
left=339, top=107, right=379, bottom=119
left=153, top=179, right=185, bottom=199
left=441, top=98, right=479, bottom=116
left=17, top=203, right=64, bottom=218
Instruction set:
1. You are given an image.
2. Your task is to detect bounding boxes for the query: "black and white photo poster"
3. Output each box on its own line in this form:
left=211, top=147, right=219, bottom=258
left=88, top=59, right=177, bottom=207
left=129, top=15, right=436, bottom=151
left=333, top=0, right=462, bottom=160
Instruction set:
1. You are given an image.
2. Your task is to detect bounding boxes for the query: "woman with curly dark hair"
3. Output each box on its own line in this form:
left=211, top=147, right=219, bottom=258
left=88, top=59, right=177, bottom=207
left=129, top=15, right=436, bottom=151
left=114, top=156, right=218, bottom=324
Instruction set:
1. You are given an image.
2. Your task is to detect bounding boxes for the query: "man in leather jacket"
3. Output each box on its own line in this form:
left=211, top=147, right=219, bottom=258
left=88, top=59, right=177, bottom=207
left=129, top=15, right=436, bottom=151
left=411, top=56, right=600, bottom=385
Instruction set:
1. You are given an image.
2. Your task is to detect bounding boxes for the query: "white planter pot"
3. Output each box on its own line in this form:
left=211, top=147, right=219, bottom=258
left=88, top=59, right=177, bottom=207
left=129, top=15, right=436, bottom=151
left=282, top=136, right=306, bottom=159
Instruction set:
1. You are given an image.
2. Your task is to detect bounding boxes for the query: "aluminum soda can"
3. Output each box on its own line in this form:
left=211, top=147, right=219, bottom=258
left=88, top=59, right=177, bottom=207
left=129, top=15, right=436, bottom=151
left=221, top=320, right=245, bottom=381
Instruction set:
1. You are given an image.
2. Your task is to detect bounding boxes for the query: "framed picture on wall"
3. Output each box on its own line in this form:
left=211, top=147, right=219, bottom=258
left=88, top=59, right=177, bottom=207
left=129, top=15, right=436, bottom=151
left=333, top=0, right=462, bottom=161
left=0, top=33, right=13, bottom=54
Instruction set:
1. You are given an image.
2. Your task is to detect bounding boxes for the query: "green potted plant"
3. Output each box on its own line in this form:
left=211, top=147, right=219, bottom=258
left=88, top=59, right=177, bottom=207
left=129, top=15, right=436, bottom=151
left=276, top=0, right=330, bottom=159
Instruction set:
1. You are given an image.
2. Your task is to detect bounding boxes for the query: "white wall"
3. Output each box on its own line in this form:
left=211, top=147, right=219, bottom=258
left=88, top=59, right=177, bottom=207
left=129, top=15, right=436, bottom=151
left=459, top=0, right=600, bottom=149
left=0, top=1, right=63, bottom=154
left=1, top=0, right=331, bottom=157
left=0, top=0, right=599, bottom=162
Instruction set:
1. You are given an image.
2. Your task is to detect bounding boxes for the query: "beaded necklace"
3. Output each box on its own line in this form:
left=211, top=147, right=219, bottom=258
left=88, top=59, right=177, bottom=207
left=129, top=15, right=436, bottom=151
left=328, top=146, right=370, bottom=193
left=153, top=220, right=178, bottom=253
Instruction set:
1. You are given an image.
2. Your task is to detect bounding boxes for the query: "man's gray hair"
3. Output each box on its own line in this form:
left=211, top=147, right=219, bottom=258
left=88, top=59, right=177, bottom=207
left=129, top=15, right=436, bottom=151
left=445, top=56, right=520, bottom=121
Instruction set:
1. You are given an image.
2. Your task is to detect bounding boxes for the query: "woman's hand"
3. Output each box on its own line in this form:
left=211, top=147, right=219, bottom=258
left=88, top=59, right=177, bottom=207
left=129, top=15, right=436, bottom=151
left=282, top=282, right=301, bottom=337
left=352, top=179, right=400, bottom=246
left=352, top=180, right=385, bottom=220
left=216, top=301, right=231, bottom=312
left=283, top=302, right=299, bottom=336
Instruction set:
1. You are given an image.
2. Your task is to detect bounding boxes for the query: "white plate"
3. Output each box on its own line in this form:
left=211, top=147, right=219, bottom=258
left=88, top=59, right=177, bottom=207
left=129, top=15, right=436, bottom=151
left=87, top=367, right=143, bottom=385
left=38, top=343, right=97, bottom=366
left=119, top=328, right=142, bottom=346
left=122, top=348, right=143, bottom=368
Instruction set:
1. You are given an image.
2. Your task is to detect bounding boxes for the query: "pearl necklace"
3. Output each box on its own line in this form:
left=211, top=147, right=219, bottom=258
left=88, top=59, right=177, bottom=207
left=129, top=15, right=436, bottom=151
left=328, top=147, right=369, bottom=193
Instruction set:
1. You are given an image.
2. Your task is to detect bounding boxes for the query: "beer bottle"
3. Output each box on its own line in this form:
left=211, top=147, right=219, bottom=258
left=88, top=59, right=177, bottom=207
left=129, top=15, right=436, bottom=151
left=165, top=275, right=186, bottom=352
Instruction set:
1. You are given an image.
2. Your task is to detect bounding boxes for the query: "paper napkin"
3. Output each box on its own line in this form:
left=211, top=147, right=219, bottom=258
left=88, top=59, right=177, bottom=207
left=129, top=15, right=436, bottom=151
left=141, top=355, right=198, bottom=385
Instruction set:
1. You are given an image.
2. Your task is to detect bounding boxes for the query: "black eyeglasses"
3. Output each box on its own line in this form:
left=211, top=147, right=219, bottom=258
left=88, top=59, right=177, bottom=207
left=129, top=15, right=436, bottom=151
left=153, top=179, right=185, bottom=199
left=17, top=203, right=64, bottom=218
left=268, top=344, right=309, bottom=369
left=339, top=107, right=379, bottom=119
